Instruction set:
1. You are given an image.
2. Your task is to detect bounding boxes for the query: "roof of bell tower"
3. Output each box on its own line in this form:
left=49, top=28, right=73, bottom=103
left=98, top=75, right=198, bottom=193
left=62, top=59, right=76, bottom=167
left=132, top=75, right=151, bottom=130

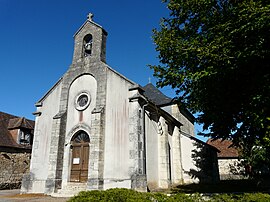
left=73, top=13, right=107, bottom=38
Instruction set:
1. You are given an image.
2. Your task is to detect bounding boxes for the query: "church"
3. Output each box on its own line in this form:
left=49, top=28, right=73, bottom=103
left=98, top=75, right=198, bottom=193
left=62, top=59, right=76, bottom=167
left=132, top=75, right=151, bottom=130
left=21, top=14, right=219, bottom=196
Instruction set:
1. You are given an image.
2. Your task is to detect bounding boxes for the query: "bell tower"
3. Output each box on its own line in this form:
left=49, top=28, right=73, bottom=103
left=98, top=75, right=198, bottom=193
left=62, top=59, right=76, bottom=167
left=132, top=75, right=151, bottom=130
left=72, top=13, right=107, bottom=64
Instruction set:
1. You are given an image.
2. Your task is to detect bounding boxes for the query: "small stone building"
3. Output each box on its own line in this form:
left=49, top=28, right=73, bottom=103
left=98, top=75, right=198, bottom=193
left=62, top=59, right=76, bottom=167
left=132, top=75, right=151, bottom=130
left=207, top=139, right=241, bottom=180
left=21, top=14, right=219, bottom=196
left=0, top=111, right=34, bottom=189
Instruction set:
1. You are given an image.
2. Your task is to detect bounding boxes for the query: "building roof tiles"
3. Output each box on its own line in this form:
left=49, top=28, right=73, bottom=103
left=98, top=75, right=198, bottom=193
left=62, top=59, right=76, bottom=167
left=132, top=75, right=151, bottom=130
left=143, top=83, right=173, bottom=106
left=207, top=138, right=239, bottom=158
left=0, top=111, right=34, bottom=149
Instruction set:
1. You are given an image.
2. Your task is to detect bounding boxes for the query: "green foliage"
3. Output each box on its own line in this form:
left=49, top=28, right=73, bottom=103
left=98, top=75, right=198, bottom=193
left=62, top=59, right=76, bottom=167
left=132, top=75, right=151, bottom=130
left=239, top=193, right=270, bottom=202
left=68, top=188, right=270, bottom=202
left=210, top=194, right=236, bottom=202
left=170, top=193, right=205, bottom=202
left=68, top=188, right=152, bottom=202
left=210, top=193, right=270, bottom=202
left=150, top=0, right=270, bottom=176
left=67, top=188, right=201, bottom=202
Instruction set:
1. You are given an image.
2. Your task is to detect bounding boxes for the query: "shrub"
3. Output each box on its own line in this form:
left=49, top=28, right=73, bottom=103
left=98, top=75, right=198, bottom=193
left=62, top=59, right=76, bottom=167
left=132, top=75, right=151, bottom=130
left=169, top=193, right=204, bottom=202
left=210, top=194, right=236, bottom=202
left=237, top=193, right=270, bottom=202
left=210, top=193, right=270, bottom=202
left=68, top=188, right=270, bottom=202
left=68, top=188, right=154, bottom=202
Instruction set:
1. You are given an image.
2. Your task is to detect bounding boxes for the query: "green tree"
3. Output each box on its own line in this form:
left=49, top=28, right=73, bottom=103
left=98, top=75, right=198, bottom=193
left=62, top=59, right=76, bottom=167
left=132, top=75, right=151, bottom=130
left=151, top=0, right=270, bottom=175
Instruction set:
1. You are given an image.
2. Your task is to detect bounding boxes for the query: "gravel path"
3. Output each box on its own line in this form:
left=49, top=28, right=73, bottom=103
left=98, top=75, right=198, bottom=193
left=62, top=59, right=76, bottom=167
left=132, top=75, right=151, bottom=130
left=0, top=189, right=70, bottom=202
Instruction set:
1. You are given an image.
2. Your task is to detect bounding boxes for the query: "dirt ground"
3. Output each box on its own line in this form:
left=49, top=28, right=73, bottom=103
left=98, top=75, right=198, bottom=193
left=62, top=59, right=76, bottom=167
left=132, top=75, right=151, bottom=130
left=0, top=189, right=70, bottom=202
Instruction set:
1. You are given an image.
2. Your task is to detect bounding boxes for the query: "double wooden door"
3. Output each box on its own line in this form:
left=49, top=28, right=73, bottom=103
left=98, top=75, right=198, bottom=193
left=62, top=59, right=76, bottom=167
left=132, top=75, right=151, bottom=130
left=70, top=131, right=90, bottom=182
left=70, top=143, right=89, bottom=182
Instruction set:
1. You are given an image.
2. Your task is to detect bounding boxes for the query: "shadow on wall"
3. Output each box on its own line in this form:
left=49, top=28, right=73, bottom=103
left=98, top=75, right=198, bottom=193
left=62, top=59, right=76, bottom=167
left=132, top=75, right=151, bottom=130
left=21, top=172, right=35, bottom=193
left=228, top=159, right=247, bottom=180
left=186, top=141, right=220, bottom=183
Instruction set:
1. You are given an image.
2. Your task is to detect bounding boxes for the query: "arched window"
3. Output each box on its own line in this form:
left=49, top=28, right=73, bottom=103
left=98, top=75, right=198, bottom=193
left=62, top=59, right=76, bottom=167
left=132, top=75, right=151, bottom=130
left=83, top=34, right=93, bottom=56
left=71, top=131, right=90, bottom=144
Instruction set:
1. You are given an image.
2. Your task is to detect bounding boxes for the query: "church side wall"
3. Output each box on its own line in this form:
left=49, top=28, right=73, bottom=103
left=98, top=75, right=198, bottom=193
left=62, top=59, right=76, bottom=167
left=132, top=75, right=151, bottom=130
left=146, top=115, right=181, bottom=190
left=27, top=82, right=62, bottom=193
left=145, top=113, right=160, bottom=190
left=168, top=127, right=183, bottom=185
left=171, top=105, right=194, bottom=136
left=180, top=135, right=219, bottom=184
left=103, top=70, right=133, bottom=189
left=157, top=117, right=171, bottom=188
left=180, top=135, right=200, bottom=184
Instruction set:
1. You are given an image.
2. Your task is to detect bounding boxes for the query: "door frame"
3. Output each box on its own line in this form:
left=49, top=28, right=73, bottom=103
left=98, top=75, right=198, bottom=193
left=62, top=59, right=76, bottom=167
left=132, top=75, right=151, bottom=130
left=69, top=131, right=90, bottom=183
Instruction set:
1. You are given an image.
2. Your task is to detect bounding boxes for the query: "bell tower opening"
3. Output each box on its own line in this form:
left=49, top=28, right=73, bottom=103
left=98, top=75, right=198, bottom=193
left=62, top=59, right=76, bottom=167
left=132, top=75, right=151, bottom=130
left=83, top=34, right=93, bottom=57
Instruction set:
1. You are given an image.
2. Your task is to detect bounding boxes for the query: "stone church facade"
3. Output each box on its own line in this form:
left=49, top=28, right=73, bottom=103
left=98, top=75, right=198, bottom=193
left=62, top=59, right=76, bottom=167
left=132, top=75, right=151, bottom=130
left=21, top=14, right=219, bottom=196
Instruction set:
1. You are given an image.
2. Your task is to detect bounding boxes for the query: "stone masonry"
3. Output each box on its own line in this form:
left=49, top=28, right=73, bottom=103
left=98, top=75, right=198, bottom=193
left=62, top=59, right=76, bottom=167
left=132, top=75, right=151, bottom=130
left=0, top=151, right=31, bottom=189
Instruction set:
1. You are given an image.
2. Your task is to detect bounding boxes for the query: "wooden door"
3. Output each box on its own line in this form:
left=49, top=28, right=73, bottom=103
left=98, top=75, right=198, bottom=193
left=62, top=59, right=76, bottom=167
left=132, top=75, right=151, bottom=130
left=70, top=131, right=90, bottom=182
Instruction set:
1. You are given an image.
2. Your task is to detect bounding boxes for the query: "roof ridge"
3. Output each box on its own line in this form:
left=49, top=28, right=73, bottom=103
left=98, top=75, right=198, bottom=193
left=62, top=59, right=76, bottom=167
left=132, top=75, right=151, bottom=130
left=23, top=117, right=34, bottom=129
left=17, top=117, right=24, bottom=126
left=0, top=111, right=18, bottom=121
left=73, top=18, right=107, bottom=38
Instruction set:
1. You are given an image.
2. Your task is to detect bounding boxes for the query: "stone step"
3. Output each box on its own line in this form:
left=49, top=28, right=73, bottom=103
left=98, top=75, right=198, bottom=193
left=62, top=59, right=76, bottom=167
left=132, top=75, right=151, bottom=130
left=52, top=183, right=87, bottom=197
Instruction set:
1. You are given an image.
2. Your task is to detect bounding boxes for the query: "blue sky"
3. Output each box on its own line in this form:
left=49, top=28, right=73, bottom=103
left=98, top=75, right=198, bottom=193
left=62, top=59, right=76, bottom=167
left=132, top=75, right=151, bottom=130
left=0, top=0, right=207, bottom=141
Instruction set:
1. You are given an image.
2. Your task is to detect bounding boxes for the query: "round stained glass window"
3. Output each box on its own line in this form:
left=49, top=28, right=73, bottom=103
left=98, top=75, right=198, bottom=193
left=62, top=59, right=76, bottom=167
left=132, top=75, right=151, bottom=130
left=78, top=94, right=88, bottom=107
left=75, top=92, right=91, bottom=111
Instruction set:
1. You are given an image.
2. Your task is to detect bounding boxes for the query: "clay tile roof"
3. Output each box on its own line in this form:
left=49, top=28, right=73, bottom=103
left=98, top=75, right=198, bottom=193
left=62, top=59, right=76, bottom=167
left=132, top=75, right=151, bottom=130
left=8, top=117, right=34, bottom=130
left=143, top=83, right=173, bottom=106
left=207, top=138, right=239, bottom=158
left=0, top=111, right=34, bottom=149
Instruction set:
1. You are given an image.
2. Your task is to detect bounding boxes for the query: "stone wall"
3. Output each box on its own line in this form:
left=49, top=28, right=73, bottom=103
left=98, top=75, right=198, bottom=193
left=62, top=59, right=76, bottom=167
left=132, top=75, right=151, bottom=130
left=218, top=158, right=244, bottom=180
left=0, top=150, right=31, bottom=189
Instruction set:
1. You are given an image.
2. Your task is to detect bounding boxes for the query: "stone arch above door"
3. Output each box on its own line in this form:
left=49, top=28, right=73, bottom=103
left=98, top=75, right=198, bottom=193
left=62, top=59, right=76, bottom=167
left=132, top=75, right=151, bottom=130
left=71, top=130, right=90, bottom=144
left=66, top=123, right=91, bottom=144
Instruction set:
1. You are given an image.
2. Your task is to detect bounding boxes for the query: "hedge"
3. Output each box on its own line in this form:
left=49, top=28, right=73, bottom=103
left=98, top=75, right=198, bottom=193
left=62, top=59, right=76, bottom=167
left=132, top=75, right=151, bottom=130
left=68, top=188, right=270, bottom=202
